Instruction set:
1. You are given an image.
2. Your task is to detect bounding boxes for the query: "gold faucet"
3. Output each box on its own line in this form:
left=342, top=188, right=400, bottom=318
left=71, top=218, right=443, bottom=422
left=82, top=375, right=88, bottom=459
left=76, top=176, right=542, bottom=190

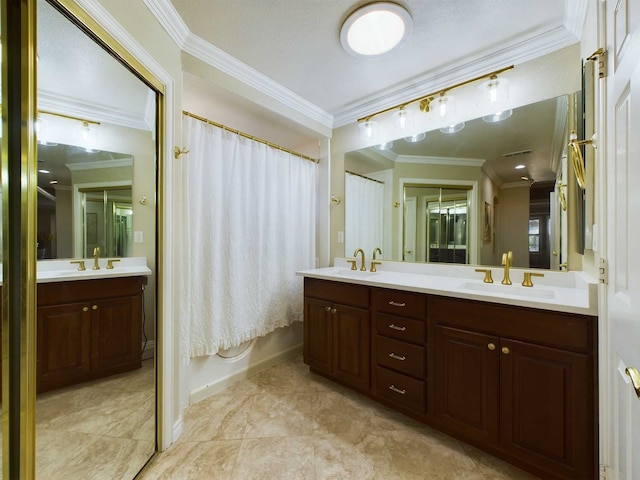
left=501, top=250, right=513, bottom=285
left=92, top=247, right=101, bottom=270
left=522, top=271, right=544, bottom=287
left=353, top=248, right=366, bottom=271
left=475, top=268, right=493, bottom=283
left=370, top=247, right=382, bottom=272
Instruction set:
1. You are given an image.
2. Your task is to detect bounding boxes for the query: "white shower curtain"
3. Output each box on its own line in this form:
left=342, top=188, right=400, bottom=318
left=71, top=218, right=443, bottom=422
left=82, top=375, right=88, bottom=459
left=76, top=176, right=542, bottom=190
left=345, top=172, right=384, bottom=256
left=181, top=115, right=317, bottom=359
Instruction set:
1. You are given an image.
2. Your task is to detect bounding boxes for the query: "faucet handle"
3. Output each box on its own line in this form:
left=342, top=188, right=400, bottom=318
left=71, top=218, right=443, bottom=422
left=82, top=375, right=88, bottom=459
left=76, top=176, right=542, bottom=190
left=475, top=268, right=493, bottom=283
left=107, top=258, right=121, bottom=270
left=347, top=259, right=358, bottom=271
left=370, top=260, right=382, bottom=273
left=522, top=271, right=544, bottom=287
left=70, top=260, right=86, bottom=271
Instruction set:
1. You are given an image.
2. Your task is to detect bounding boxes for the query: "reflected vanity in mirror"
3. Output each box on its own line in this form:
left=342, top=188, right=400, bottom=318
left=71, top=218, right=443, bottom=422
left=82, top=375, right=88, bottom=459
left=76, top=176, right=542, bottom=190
left=345, top=93, right=582, bottom=271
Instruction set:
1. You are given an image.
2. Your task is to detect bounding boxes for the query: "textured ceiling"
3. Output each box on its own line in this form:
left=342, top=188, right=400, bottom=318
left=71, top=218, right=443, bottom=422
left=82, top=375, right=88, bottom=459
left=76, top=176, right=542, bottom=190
left=169, top=0, right=570, bottom=117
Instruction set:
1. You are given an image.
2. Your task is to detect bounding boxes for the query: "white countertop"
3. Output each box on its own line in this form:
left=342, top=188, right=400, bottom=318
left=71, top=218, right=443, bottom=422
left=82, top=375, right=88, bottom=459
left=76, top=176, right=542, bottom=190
left=0, top=257, right=152, bottom=285
left=298, top=258, right=598, bottom=316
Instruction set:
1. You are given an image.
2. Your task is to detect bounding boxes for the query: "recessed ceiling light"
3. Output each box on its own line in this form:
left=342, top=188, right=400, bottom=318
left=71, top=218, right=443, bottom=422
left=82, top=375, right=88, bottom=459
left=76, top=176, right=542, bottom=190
left=38, top=169, right=50, bottom=174
left=515, top=164, right=526, bottom=170
left=49, top=180, right=58, bottom=185
left=340, top=2, right=412, bottom=57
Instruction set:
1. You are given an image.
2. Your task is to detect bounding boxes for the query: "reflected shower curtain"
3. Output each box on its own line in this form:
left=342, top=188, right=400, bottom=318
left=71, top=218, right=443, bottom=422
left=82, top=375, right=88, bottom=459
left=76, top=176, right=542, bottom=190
left=181, top=115, right=316, bottom=358
left=345, top=172, right=384, bottom=256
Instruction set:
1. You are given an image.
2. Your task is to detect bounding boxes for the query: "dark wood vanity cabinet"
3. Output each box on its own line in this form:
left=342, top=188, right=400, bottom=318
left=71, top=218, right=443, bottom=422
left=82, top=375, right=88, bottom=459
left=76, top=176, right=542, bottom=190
left=303, top=277, right=598, bottom=480
left=372, top=288, right=427, bottom=413
left=37, top=276, right=143, bottom=392
left=431, top=296, right=597, bottom=480
left=303, top=278, right=370, bottom=392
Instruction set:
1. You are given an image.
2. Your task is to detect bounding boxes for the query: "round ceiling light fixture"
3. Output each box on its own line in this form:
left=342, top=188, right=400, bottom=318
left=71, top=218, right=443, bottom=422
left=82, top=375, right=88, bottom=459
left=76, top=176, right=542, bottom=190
left=340, top=2, right=413, bottom=57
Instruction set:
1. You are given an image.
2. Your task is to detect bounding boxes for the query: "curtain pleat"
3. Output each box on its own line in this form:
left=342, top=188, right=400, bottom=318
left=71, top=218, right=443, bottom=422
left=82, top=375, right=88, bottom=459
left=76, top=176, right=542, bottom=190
left=181, top=116, right=316, bottom=359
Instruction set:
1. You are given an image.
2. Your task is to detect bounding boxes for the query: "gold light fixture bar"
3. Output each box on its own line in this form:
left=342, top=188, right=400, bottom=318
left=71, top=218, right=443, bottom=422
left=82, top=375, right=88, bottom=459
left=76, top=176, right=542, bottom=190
left=357, top=65, right=514, bottom=123
left=38, top=109, right=100, bottom=125
left=182, top=110, right=319, bottom=164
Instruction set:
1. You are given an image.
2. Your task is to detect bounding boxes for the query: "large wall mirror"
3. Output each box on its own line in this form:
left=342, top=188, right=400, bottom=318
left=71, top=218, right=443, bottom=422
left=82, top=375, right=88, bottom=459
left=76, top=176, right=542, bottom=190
left=32, top=0, right=158, bottom=477
left=345, top=92, right=581, bottom=271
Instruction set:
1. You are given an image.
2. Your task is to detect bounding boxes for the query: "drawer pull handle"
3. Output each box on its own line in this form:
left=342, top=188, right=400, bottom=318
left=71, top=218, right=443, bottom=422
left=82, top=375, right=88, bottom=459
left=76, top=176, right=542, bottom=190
left=92, top=305, right=98, bottom=310
left=325, top=306, right=331, bottom=312
left=389, top=353, right=406, bottom=361
left=501, top=347, right=510, bottom=355
left=487, top=343, right=496, bottom=350
left=331, top=308, right=337, bottom=314
left=82, top=307, right=89, bottom=312
left=389, top=324, right=406, bottom=331
left=388, top=301, right=406, bottom=307
left=389, top=384, right=406, bottom=395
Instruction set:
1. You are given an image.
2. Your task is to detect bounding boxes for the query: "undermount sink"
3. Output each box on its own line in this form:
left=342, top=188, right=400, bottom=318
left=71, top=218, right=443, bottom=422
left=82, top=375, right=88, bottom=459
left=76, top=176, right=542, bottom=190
left=337, top=269, right=378, bottom=278
left=461, top=281, right=556, bottom=299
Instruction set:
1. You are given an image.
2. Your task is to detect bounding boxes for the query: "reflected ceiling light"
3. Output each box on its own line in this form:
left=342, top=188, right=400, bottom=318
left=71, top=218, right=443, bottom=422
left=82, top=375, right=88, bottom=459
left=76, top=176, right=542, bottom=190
left=404, top=132, right=426, bottom=143
left=49, top=180, right=58, bottom=185
left=359, top=119, right=379, bottom=139
left=374, top=141, right=394, bottom=151
left=80, top=121, right=99, bottom=152
left=38, top=169, right=50, bottom=174
left=340, top=2, right=412, bottom=57
left=482, top=110, right=513, bottom=123
left=515, top=164, right=526, bottom=170
left=439, top=123, right=465, bottom=134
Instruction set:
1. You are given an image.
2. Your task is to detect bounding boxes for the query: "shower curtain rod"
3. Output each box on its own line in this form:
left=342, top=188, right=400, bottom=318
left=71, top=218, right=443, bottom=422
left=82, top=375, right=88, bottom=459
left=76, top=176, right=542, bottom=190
left=345, top=170, right=384, bottom=184
left=182, top=111, right=319, bottom=164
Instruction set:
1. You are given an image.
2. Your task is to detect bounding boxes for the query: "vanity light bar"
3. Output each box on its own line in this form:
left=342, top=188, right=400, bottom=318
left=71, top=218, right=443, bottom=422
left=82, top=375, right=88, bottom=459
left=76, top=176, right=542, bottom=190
left=356, top=65, right=514, bottom=124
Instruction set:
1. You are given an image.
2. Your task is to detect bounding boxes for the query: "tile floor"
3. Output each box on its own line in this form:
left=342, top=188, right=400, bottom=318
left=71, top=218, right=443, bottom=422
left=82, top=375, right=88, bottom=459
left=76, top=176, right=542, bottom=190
left=140, top=355, right=539, bottom=480
left=33, top=359, right=155, bottom=479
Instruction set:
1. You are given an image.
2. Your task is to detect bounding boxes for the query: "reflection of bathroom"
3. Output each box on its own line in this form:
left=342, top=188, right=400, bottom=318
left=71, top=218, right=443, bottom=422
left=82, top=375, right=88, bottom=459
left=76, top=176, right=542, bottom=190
left=3, top=0, right=620, bottom=478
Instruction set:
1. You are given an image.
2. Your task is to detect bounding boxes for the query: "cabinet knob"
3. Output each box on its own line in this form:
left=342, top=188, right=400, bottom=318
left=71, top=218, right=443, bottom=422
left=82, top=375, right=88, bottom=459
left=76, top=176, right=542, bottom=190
left=82, top=306, right=89, bottom=312
left=92, top=305, right=98, bottom=310
left=325, top=306, right=331, bottom=312
left=501, top=347, right=510, bottom=355
left=331, top=308, right=337, bottom=314
left=487, top=343, right=496, bottom=350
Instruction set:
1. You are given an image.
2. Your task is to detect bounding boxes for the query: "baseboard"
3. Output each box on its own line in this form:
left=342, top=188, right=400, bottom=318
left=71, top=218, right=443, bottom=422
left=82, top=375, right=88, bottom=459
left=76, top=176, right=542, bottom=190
left=171, top=417, right=183, bottom=446
left=142, top=340, right=155, bottom=360
left=189, top=344, right=302, bottom=405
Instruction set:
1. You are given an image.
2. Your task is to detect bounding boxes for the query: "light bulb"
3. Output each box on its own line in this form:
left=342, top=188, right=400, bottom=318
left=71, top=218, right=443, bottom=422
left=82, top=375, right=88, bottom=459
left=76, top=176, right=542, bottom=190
left=359, top=120, right=379, bottom=139
left=393, top=108, right=413, bottom=130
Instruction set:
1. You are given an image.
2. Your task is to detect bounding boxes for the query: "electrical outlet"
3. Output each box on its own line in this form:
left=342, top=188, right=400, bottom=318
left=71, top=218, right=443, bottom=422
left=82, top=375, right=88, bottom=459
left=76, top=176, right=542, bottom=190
left=134, top=231, right=144, bottom=243
left=338, top=231, right=344, bottom=244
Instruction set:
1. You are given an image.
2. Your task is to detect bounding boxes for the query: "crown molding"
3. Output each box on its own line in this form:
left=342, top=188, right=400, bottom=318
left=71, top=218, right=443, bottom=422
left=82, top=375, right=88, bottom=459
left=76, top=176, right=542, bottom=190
left=142, top=0, right=189, bottom=47
left=501, top=181, right=532, bottom=189
left=38, top=90, right=150, bottom=131
left=396, top=155, right=486, bottom=168
left=65, top=158, right=133, bottom=171
left=564, top=0, right=589, bottom=41
left=333, top=27, right=578, bottom=128
left=481, top=160, right=503, bottom=187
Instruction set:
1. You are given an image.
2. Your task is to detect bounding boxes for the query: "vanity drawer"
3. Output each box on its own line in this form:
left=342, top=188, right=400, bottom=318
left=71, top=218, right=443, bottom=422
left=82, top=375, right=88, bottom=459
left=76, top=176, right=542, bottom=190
left=304, top=278, right=369, bottom=309
left=373, top=288, right=426, bottom=320
left=376, top=313, right=425, bottom=344
left=375, top=335, right=425, bottom=378
left=375, top=366, right=425, bottom=412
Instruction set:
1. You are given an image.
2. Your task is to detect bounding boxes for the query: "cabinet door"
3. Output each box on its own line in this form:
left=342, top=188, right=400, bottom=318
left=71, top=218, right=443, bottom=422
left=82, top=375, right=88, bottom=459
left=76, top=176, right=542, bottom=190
left=434, top=326, right=499, bottom=445
left=334, top=304, right=370, bottom=391
left=303, top=298, right=333, bottom=375
left=37, top=302, right=91, bottom=391
left=499, top=339, right=593, bottom=480
left=91, top=295, right=142, bottom=372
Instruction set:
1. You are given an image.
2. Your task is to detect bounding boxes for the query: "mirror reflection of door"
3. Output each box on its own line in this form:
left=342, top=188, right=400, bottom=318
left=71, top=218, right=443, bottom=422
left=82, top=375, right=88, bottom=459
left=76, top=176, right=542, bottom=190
left=81, top=188, right=133, bottom=258
left=403, top=197, right=416, bottom=261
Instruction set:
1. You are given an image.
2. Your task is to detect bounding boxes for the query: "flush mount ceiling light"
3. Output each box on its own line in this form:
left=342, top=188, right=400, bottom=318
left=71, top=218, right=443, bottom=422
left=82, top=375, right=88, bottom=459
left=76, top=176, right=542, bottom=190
left=341, top=2, right=413, bottom=57
left=374, top=141, right=394, bottom=151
